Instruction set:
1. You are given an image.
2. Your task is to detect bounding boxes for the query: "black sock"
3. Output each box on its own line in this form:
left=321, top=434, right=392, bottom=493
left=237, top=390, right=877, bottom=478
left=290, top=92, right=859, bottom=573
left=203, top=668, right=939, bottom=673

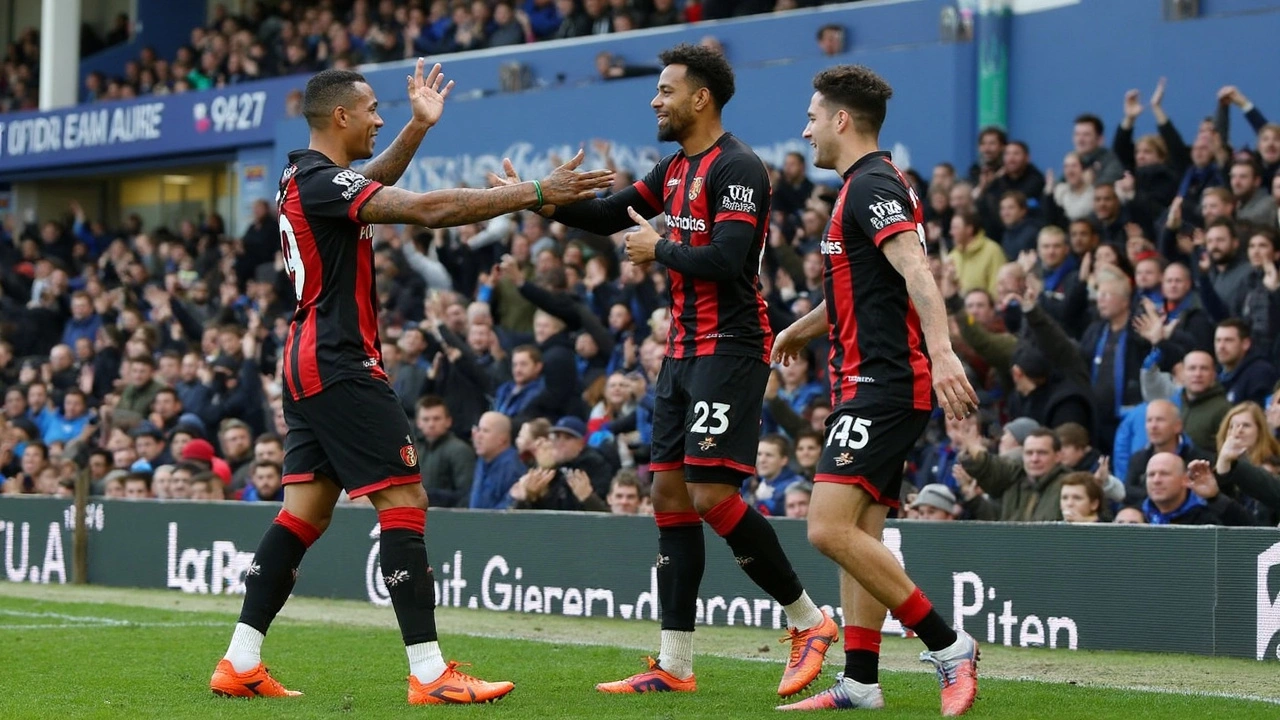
left=844, top=650, right=879, bottom=684
left=238, top=523, right=308, bottom=633
left=657, top=521, right=705, bottom=631
left=894, top=588, right=957, bottom=652
left=708, top=498, right=803, bottom=605
left=380, top=527, right=438, bottom=645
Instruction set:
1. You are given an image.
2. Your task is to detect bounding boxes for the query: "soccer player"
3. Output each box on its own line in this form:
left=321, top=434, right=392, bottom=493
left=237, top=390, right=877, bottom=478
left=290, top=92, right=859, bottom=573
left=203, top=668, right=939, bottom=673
left=772, top=65, right=981, bottom=715
left=490, top=44, right=837, bottom=698
left=207, top=60, right=612, bottom=705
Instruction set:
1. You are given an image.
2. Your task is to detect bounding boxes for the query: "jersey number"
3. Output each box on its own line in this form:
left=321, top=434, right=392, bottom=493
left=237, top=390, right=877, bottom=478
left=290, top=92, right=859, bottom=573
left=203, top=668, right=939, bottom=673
left=280, top=214, right=305, bottom=300
left=826, top=415, right=872, bottom=450
left=690, top=401, right=731, bottom=435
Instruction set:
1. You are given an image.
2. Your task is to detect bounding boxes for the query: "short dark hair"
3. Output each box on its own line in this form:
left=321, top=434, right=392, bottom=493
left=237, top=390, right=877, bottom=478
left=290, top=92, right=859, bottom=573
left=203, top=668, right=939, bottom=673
left=255, top=432, right=283, bottom=449
left=1000, top=190, right=1028, bottom=210
left=512, top=344, right=542, bottom=364
left=955, top=210, right=981, bottom=232
left=1250, top=227, right=1280, bottom=253
left=416, top=395, right=449, bottom=414
left=794, top=428, right=823, bottom=446
left=1206, top=217, right=1238, bottom=237
left=1216, top=317, right=1251, bottom=340
left=1007, top=140, right=1029, bottom=155
left=252, top=459, right=283, bottom=477
left=302, top=68, right=368, bottom=129
left=658, top=43, right=735, bottom=110
left=1054, top=422, right=1090, bottom=449
left=978, top=126, right=1007, bottom=145
left=1074, top=113, right=1104, bottom=136
left=812, top=64, right=893, bottom=135
left=759, top=433, right=792, bottom=458
left=1024, top=428, right=1061, bottom=451
left=610, top=468, right=642, bottom=493
left=1231, top=156, right=1263, bottom=178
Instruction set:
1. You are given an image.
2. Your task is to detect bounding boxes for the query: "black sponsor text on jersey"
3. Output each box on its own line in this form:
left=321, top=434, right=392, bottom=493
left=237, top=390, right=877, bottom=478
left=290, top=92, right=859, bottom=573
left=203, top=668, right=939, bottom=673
left=822, top=150, right=933, bottom=411
left=276, top=149, right=386, bottom=401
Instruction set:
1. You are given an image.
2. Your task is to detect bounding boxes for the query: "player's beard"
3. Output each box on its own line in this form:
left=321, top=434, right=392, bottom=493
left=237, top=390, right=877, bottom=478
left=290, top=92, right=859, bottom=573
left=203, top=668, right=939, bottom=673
left=657, top=105, right=688, bottom=143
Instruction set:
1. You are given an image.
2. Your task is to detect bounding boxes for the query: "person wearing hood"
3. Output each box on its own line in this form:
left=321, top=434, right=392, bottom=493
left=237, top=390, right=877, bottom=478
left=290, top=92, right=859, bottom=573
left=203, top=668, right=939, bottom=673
left=1214, top=319, right=1278, bottom=405
left=1005, top=344, right=1093, bottom=434
left=956, top=425, right=1071, bottom=522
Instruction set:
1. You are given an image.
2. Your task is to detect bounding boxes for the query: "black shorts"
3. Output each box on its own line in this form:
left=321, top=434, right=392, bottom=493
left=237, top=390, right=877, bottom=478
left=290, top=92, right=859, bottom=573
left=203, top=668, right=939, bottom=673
left=813, top=403, right=931, bottom=509
left=282, top=375, right=422, bottom=498
left=650, top=354, right=770, bottom=484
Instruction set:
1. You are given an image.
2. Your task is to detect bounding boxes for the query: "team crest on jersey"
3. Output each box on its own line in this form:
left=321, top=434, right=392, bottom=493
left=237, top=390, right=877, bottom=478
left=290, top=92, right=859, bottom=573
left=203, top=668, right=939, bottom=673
left=699, top=436, right=717, bottom=451
left=834, top=452, right=853, bottom=467
left=400, top=443, right=418, bottom=467
left=688, top=177, right=704, bottom=201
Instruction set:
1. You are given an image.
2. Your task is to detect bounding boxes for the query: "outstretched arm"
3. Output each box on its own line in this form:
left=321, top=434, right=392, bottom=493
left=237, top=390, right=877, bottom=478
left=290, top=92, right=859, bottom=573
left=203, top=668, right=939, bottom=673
left=882, top=230, right=979, bottom=420
left=360, top=151, right=613, bottom=228
left=360, top=60, right=454, bottom=186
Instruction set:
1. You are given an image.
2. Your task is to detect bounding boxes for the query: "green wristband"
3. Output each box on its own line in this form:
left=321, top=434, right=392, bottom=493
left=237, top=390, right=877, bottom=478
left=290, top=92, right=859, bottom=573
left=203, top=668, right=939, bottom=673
left=532, top=180, right=544, bottom=210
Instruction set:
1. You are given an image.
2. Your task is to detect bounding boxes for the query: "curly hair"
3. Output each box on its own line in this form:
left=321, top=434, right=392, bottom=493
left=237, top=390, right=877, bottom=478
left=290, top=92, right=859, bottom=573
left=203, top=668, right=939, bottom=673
left=812, top=64, right=893, bottom=135
left=658, top=43, right=735, bottom=110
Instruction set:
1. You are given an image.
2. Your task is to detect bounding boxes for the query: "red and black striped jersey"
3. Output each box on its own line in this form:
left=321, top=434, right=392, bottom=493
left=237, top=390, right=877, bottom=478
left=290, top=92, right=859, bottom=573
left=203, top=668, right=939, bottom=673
left=276, top=149, right=387, bottom=401
left=822, top=151, right=933, bottom=411
left=629, top=133, right=773, bottom=362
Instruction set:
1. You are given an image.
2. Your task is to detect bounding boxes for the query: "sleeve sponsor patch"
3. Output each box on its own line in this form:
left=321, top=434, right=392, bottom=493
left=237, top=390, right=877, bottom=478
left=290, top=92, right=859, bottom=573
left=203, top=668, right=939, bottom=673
left=866, top=197, right=909, bottom=231
left=331, top=169, right=373, bottom=200
left=720, top=184, right=758, bottom=214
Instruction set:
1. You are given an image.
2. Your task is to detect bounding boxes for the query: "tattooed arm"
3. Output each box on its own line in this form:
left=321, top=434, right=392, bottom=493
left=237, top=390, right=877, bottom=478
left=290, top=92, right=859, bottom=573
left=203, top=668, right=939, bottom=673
left=360, top=184, right=542, bottom=228
left=881, top=230, right=979, bottom=420
left=358, top=121, right=430, bottom=186
left=359, top=154, right=613, bottom=228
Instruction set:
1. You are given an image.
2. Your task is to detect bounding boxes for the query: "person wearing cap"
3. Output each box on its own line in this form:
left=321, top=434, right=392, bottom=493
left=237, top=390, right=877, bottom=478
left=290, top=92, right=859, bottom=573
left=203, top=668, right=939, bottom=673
left=957, top=424, right=1071, bottom=522
left=1005, top=342, right=1094, bottom=434
left=505, top=416, right=615, bottom=512
left=908, top=484, right=959, bottom=521
left=133, top=425, right=172, bottom=466
left=182, top=438, right=234, bottom=485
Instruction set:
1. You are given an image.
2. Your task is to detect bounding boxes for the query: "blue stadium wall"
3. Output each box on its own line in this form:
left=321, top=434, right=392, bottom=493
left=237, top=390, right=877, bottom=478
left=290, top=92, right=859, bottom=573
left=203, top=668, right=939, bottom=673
left=3, top=1, right=1279, bottom=192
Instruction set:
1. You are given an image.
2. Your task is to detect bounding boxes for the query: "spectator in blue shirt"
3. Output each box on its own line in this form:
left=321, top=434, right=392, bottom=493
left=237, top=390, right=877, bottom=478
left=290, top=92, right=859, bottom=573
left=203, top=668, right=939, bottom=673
left=493, top=345, right=547, bottom=420
left=470, top=411, right=525, bottom=509
left=42, top=389, right=93, bottom=445
left=745, top=434, right=803, bottom=517
left=762, top=348, right=825, bottom=437
left=61, top=292, right=103, bottom=349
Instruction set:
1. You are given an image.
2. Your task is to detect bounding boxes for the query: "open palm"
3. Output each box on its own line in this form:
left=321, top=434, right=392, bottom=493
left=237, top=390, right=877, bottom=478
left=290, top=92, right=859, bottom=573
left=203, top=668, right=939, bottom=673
left=407, top=59, right=454, bottom=127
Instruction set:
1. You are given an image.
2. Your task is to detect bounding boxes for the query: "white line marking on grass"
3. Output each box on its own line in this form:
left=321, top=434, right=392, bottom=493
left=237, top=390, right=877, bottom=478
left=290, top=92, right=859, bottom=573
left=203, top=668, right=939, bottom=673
left=0, top=610, right=223, bottom=630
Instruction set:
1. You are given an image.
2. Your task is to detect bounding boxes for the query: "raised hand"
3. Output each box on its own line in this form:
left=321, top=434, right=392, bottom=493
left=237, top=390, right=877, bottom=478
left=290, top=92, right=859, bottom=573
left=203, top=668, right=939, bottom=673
left=1123, top=89, right=1143, bottom=122
left=1187, top=459, right=1219, bottom=499
left=1093, top=455, right=1111, bottom=486
left=623, top=207, right=660, bottom=264
left=407, top=59, right=454, bottom=128
left=1022, top=272, right=1042, bottom=310
left=537, top=149, right=614, bottom=206
left=1144, top=78, right=1164, bottom=110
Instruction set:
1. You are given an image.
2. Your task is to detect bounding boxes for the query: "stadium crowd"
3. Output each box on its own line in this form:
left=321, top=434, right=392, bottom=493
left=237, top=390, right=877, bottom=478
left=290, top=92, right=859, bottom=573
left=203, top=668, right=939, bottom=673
left=1, top=0, right=853, bottom=112
left=2, top=39, right=1280, bottom=527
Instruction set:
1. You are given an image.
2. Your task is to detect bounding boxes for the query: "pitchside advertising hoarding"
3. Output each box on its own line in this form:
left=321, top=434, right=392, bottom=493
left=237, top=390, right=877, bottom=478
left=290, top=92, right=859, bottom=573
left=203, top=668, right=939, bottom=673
left=0, top=76, right=303, bottom=176
left=1, top=497, right=1277, bottom=661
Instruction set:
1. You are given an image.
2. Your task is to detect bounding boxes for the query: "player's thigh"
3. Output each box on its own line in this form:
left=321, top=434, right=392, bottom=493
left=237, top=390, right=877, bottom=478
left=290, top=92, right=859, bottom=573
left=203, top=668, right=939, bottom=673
left=813, top=406, right=929, bottom=513
left=305, top=377, right=424, bottom=500
left=682, top=355, right=769, bottom=484
left=280, top=399, right=343, bottom=529
left=648, top=359, right=690, bottom=473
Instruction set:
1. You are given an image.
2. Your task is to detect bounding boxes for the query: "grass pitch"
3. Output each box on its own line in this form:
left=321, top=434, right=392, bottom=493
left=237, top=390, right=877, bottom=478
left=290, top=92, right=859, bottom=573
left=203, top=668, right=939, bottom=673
left=0, top=583, right=1275, bottom=719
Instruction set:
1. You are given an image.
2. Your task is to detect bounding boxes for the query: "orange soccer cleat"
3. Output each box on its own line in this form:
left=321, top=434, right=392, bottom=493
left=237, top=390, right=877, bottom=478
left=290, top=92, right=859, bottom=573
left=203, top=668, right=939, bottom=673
left=209, top=659, right=302, bottom=698
left=595, top=657, right=697, bottom=694
left=778, top=611, right=840, bottom=697
left=407, top=661, right=515, bottom=705
left=921, top=630, right=980, bottom=716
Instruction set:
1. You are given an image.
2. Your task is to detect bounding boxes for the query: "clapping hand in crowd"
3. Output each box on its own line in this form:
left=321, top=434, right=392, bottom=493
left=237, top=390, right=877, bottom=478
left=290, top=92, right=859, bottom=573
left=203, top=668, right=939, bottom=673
left=1188, top=459, right=1221, bottom=500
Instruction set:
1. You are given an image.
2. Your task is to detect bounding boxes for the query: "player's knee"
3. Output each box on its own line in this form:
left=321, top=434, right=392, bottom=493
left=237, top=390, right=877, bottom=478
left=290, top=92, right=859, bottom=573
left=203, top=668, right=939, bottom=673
left=689, top=484, right=737, bottom=517
left=806, top=520, right=843, bottom=556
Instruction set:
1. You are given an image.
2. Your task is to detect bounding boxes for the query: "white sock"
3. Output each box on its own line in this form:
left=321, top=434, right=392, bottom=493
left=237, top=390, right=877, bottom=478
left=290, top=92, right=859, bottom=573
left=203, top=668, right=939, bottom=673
left=224, top=623, right=265, bottom=673
left=658, top=630, right=694, bottom=679
left=407, top=641, right=447, bottom=684
left=783, top=591, right=826, bottom=631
